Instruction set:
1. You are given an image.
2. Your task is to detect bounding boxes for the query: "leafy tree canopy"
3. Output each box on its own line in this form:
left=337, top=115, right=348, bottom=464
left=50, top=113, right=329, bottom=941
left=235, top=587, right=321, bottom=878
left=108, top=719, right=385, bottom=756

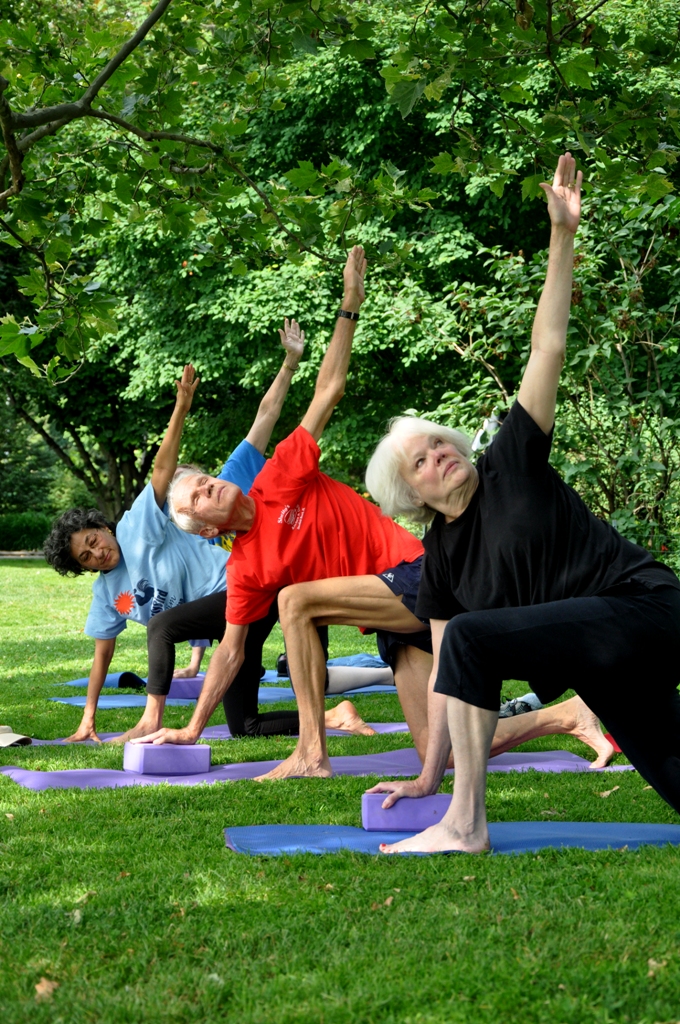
left=1, top=0, right=679, bottom=374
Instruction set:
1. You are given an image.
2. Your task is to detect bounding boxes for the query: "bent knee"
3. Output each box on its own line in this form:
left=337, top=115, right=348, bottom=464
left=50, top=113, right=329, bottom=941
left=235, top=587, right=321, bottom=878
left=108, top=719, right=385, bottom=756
left=278, top=584, right=314, bottom=623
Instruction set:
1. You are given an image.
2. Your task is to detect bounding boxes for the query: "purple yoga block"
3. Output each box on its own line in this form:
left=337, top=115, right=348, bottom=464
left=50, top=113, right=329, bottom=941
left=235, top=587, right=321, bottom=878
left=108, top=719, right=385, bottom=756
left=361, top=792, right=451, bottom=832
left=123, top=742, right=211, bottom=776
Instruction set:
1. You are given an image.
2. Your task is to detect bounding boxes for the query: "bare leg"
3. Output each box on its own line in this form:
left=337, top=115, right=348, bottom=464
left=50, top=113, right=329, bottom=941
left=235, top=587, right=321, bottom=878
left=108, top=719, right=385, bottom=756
left=381, top=699, right=498, bottom=855
left=490, top=695, right=614, bottom=768
left=108, top=694, right=167, bottom=744
left=392, top=645, right=431, bottom=760
left=254, top=576, right=425, bottom=781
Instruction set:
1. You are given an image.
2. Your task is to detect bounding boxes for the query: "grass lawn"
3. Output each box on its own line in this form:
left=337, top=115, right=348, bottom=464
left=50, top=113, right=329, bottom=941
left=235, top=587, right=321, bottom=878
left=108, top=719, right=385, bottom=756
left=1, top=559, right=680, bottom=1024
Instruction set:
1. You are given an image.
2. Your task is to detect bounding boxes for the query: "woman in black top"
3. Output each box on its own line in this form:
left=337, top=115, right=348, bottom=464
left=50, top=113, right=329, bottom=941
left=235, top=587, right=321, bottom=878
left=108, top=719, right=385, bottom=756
left=367, top=154, right=680, bottom=853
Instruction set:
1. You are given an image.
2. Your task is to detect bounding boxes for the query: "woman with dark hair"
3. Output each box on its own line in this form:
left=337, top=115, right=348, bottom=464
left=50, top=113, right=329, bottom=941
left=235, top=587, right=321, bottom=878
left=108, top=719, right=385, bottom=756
left=367, top=154, right=680, bottom=853
left=43, top=338, right=329, bottom=744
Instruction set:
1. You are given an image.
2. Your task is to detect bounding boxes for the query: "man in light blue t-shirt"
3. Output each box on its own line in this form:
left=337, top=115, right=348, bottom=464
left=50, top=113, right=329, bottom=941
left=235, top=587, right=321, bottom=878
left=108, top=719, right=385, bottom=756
left=44, top=330, right=304, bottom=744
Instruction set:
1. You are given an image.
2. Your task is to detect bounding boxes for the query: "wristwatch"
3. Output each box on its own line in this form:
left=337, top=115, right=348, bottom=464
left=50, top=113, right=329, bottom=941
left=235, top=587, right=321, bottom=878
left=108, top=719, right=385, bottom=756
left=336, top=309, right=360, bottom=321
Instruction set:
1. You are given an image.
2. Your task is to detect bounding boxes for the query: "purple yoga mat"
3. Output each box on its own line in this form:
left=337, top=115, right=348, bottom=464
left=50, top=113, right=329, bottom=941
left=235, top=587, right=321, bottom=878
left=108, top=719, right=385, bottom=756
left=28, top=722, right=410, bottom=746
left=0, top=748, right=633, bottom=792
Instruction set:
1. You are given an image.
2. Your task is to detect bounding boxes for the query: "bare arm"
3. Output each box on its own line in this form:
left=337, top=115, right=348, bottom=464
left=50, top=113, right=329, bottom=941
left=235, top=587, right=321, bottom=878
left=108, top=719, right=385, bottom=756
left=246, top=320, right=305, bottom=454
left=366, top=619, right=451, bottom=806
left=150, top=364, right=199, bottom=506
left=300, top=245, right=366, bottom=442
left=517, top=152, right=582, bottom=434
left=64, top=637, right=116, bottom=743
left=133, top=623, right=249, bottom=745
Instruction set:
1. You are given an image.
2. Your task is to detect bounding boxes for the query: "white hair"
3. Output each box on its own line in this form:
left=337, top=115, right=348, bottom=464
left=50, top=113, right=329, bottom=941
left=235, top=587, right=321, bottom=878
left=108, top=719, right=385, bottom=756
left=365, top=416, right=472, bottom=524
left=167, top=467, right=204, bottom=534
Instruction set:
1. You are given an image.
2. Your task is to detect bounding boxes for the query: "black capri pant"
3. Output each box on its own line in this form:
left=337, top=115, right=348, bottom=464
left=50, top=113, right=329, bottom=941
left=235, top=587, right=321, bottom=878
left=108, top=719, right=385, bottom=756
left=435, top=583, right=680, bottom=815
left=145, top=591, right=301, bottom=738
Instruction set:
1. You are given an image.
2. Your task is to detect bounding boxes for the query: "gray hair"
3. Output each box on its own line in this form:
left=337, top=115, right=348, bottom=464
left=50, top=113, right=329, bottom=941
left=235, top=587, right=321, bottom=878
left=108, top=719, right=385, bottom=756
left=365, top=416, right=472, bottom=524
left=167, top=467, right=205, bottom=534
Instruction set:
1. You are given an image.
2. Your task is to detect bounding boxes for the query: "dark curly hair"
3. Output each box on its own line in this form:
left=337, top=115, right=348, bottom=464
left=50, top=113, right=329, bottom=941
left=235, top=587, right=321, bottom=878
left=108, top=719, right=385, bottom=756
left=44, top=508, right=117, bottom=577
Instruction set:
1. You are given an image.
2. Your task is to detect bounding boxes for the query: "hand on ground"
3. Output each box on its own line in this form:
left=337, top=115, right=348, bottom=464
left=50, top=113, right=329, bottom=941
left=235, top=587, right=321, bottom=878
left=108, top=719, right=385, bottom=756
left=130, top=727, right=196, bottom=746
left=540, top=152, right=582, bottom=234
left=365, top=778, right=430, bottom=809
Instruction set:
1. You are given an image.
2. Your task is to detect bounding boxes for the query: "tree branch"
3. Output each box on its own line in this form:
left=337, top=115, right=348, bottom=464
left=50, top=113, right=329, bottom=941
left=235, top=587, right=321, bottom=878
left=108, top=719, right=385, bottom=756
left=4, top=383, right=93, bottom=488
left=0, top=77, right=25, bottom=203
left=9, top=0, right=175, bottom=130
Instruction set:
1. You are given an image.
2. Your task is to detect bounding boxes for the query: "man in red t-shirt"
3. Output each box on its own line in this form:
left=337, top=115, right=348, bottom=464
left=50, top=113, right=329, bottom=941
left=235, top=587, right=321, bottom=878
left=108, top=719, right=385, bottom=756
left=135, top=246, right=439, bottom=777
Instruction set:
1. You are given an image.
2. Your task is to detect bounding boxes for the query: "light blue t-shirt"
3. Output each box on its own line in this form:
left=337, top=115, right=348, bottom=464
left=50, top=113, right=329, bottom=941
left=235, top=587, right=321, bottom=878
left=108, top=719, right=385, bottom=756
left=84, top=440, right=265, bottom=640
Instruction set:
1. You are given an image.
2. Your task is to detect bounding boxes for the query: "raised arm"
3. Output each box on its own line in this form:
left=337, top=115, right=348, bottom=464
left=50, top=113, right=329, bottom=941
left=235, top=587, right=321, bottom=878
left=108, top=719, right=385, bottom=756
left=150, top=364, right=199, bottom=506
left=300, top=245, right=366, bottom=442
left=245, top=320, right=305, bottom=454
left=517, top=152, right=582, bottom=434
left=133, top=623, right=249, bottom=745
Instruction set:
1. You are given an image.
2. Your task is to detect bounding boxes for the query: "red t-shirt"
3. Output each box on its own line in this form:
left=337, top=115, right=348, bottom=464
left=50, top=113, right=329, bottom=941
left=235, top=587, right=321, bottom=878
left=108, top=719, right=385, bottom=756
left=226, top=426, right=424, bottom=624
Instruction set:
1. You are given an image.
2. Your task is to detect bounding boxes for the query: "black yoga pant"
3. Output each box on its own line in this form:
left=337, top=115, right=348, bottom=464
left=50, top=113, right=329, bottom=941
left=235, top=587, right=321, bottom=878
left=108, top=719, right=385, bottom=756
left=146, top=591, right=300, bottom=738
left=435, top=584, right=680, bottom=815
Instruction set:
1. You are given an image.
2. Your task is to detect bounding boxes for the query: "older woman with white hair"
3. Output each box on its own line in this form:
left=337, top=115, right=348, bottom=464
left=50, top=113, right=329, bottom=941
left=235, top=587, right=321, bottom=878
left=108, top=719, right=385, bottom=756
left=367, top=154, right=680, bottom=854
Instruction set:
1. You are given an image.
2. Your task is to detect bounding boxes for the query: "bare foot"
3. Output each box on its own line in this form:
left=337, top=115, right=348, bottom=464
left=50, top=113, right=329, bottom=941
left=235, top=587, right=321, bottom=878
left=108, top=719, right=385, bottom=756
left=254, top=749, right=333, bottom=781
left=380, top=820, right=490, bottom=855
left=106, top=721, right=162, bottom=744
left=563, top=696, right=615, bottom=769
left=324, top=700, right=376, bottom=737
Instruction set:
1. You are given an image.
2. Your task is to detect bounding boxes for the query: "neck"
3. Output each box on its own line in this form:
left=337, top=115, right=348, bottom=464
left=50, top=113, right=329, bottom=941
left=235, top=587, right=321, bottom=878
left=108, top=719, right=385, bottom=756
left=222, top=495, right=256, bottom=534
left=442, top=467, right=479, bottom=523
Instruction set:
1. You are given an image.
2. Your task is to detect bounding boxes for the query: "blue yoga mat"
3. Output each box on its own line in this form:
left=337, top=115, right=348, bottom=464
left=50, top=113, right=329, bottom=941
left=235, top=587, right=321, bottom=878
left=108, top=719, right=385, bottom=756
left=60, top=671, right=147, bottom=688
left=49, top=695, right=196, bottom=709
left=224, top=821, right=680, bottom=857
left=50, top=682, right=397, bottom=709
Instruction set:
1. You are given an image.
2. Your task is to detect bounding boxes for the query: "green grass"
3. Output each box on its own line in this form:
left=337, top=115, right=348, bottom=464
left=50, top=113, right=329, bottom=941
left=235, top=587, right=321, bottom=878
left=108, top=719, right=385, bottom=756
left=1, top=560, right=680, bottom=1024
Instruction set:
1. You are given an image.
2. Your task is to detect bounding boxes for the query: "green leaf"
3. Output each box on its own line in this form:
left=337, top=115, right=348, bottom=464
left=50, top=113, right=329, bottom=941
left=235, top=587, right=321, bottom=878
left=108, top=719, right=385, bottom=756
left=387, top=79, right=426, bottom=119
left=338, top=39, right=375, bottom=61
left=643, top=174, right=674, bottom=202
left=352, top=21, right=376, bottom=40
left=285, top=162, right=319, bottom=190
left=16, top=354, right=42, bottom=376
left=291, top=30, right=319, bottom=55
left=431, top=152, right=455, bottom=175
left=224, top=119, right=248, bottom=137
left=521, top=174, right=544, bottom=201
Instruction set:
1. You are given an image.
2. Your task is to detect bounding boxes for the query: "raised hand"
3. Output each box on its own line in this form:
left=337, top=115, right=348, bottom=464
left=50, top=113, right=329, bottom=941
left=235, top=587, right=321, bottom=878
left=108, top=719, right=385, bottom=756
left=278, top=318, right=305, bottom=366
left=342, top=244, right=367, bottom=308
left=175, top=363, right=199, bottom=414
left=540, top=152, right=582, bottom=235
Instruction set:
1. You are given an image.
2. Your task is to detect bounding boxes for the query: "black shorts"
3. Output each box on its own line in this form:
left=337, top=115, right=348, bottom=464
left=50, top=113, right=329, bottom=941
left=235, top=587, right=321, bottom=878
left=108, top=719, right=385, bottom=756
left=373, top=556, right=432, bottom=669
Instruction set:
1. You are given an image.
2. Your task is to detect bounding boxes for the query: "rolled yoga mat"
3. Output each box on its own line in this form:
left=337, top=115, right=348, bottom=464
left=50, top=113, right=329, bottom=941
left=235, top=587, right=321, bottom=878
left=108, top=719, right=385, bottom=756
left=224, top=821, right=680, bottom=857
left=0, top=749, right=632, bottom=791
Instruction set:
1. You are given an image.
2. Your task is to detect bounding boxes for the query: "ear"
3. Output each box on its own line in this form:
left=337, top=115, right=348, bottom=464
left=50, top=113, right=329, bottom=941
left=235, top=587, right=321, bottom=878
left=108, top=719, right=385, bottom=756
left=198, top=525, right=220, bottom=539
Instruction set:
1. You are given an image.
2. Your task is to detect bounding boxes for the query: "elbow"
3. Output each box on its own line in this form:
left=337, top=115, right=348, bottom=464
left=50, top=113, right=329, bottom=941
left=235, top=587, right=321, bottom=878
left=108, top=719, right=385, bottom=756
left=316, top=383, right=345, bottom=408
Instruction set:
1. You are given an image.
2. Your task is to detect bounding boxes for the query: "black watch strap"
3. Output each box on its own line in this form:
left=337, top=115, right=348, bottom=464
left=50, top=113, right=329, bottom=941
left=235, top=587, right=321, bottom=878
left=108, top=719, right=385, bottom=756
left=336, top=308, right=360, bottom=321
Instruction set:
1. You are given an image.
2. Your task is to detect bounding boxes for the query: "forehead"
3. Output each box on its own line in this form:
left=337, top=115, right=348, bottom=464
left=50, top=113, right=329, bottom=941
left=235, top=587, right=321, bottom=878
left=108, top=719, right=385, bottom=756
left=400, top=433, right=444, bottom=454
left=174, top=473, right=202, bottom=500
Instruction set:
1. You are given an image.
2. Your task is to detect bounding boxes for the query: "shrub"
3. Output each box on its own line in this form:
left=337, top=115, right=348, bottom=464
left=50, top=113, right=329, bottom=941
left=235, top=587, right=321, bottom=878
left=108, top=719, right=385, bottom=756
left=0, top=511, right=53, bottom=551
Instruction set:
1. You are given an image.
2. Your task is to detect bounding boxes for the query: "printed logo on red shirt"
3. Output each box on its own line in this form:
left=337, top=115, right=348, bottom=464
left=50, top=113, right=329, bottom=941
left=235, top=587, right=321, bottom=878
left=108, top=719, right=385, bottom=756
left=277, top=504, right=306, bottom=530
